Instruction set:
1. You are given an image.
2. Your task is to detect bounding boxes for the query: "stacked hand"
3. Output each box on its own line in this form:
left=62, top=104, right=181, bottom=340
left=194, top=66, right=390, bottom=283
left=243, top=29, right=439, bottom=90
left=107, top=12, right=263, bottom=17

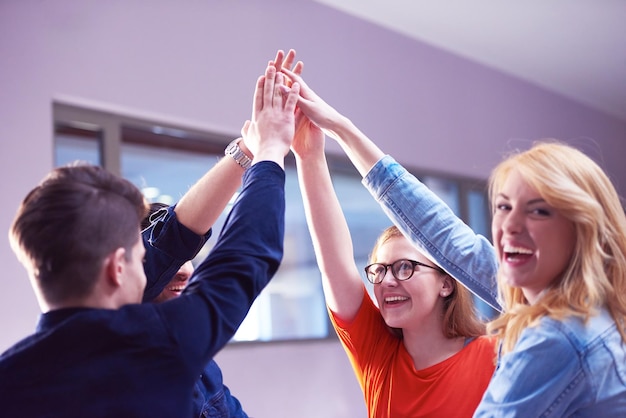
left=242, top=63, right=300, bottom=168
left=242, top=48, right=346, bottom=164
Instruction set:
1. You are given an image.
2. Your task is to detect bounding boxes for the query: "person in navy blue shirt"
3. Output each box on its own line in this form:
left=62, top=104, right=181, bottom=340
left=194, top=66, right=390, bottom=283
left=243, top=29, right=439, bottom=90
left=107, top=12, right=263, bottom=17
left=0, top=64, right=300, bottom=418
left=142, top=203, right=248, bottom=417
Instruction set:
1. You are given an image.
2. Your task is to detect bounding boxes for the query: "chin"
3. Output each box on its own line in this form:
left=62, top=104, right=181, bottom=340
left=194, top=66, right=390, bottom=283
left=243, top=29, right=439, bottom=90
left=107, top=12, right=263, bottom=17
left=382, top=315, right=405, bottom=330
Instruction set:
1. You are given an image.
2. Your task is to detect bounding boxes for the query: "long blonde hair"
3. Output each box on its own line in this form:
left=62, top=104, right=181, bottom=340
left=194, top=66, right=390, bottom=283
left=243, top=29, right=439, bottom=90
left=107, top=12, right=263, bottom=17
left=370, top=225, right=486, bottom=339
left=487, top=141, right=626, bottom=354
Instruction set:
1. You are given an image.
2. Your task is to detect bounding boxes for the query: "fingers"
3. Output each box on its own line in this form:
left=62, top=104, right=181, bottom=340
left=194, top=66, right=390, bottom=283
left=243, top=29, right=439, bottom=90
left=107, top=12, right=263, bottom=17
left=272, top=50, right=285, bottom=72
left=281, top=67, right=304, bottom=85
left=262, top=65, right=276, bottom=113
left=293, top=60, right=304, bottom=76
left=280, top=67, right=312, bottom=99
left=252, top=75, right=265, bottom=120
left=273, top=71, right=285, bottom=107
left=240, top=120, right=251, bottom=138
left=283, top=82, right=300, bottom=114
left=254, top=62, right=299, bottom=117
left=282, top=49, right=296, bottom=72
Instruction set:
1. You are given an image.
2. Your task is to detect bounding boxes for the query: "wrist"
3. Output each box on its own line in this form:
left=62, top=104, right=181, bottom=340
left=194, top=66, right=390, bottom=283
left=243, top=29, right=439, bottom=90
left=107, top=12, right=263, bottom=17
left=237, top=138, right=253, bottom=160
left=225, top=138, right=253, bottom=170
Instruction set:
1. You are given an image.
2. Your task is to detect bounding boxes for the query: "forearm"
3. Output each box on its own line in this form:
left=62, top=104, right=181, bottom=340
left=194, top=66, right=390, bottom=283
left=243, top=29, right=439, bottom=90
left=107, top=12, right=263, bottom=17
left=296, top=153, right=364, bottom=318
left=175, top=152, right=245, bottom=235
left=180, top=162, right=285, bottom=360
left=324, top=116, right=385, bottom=178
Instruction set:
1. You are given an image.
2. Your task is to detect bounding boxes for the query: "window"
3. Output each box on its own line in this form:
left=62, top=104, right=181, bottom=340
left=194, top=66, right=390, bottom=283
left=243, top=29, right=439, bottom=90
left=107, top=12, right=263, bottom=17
left=54, top=102, right=494, bottom=342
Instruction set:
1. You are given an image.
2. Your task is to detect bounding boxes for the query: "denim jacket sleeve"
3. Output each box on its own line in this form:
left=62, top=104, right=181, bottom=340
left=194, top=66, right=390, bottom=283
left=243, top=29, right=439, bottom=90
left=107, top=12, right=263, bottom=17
left=141, top=205, right=211, bottom=302
left=362, top=155, right=501, bottom=311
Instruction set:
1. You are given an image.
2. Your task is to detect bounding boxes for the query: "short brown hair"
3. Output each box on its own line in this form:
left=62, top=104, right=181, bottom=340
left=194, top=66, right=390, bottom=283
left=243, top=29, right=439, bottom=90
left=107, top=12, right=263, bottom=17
left=9, top=162, right=149, bottom=305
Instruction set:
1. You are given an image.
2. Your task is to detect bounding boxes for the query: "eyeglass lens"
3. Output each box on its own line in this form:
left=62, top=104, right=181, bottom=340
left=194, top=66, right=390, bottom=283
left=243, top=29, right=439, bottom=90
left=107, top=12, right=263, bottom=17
left=366, top=259, right=418, bottom=283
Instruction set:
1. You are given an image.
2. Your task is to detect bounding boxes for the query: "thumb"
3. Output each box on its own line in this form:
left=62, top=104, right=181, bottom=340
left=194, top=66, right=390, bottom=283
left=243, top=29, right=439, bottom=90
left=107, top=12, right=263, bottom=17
left=240, top=120, right=251, bottom=138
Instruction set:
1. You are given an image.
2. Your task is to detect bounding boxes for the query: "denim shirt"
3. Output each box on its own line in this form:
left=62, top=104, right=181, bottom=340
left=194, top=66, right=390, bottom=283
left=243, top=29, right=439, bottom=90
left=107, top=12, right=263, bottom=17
left=143, top=206, right=248, bottom=418
left=195, top=360, right=247, bottom=418
left=363, top=155, right=626, bottom=416
left=475, top=308, right=626, bottom=417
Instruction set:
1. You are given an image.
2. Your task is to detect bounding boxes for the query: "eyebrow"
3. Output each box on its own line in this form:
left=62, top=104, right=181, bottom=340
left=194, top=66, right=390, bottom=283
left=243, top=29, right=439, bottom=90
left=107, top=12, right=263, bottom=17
left=496, top=193, right=546, bottom=205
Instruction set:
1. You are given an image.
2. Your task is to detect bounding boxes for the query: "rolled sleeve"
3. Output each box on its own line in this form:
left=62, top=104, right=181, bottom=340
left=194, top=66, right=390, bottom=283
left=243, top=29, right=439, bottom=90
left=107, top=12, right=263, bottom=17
left=142, top=205, right=212, bottom=302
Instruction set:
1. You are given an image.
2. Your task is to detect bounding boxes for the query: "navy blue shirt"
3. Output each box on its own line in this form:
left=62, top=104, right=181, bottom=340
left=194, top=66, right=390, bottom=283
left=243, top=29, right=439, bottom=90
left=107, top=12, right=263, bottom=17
left=142, top=189, right=248, bottom=417
left=0, top=162, right=284, bottom=418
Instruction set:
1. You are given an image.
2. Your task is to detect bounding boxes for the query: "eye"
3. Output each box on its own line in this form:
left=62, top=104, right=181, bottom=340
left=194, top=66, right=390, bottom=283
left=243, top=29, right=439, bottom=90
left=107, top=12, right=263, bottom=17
left=396, top=260, right=413, bottom=273
left=529, top=207, right=552, bottom=217
left=366, top=264, right=384, bottom=277
left=495, top=203, right=511, bottom=211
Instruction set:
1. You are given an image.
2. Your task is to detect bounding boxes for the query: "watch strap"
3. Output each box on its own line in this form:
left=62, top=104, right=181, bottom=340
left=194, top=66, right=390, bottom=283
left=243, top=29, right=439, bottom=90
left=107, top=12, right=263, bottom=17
left=225, top=139, right=252, bottom=170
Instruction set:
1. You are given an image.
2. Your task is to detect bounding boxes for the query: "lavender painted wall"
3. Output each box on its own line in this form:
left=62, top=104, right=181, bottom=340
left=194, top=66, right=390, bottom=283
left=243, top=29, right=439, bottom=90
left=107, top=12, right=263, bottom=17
left=1, top=1, right=624, bottom=417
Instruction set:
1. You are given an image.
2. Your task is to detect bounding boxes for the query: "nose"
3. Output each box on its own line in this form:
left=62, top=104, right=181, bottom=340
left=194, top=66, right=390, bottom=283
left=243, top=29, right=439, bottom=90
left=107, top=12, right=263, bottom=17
left=501, top=208, right=524, bottom=234
left=380, top=268, right=398, bottom=286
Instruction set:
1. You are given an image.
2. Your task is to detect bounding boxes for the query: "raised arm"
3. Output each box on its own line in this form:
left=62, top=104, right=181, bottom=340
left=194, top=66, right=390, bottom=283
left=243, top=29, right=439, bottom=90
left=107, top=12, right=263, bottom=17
left=163, top=64, right=299, bottom=362
left=142, top=131, right=254, bottom=301
left=291, top=110, right=365, bottom=319
left=174, top=138, right=252, bottom=235
left=281, top=54, right=501, bottom=311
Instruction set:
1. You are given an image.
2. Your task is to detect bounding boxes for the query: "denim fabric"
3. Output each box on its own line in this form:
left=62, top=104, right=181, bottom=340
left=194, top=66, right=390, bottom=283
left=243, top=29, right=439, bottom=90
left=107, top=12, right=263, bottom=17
left=363, top=155, right=501, bottom=311
left=364, top=155, right=626, bottom=416
left=0, top=162, right=284, bottom=418
left=475, top=308, right=626, bottom=417
left=142, top=205, right=211, bottom=302
left=195, top=360, right=248, bottom=418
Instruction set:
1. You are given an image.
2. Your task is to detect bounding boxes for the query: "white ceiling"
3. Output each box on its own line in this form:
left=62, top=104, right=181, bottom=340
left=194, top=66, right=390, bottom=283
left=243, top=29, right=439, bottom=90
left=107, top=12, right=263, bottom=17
left=314, top=0, right=626, bottom=122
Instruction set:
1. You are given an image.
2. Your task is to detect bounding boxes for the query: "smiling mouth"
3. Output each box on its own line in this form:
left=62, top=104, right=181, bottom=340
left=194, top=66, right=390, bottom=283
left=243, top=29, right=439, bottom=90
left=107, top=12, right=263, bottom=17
left=384, top=296, right=409, bottom=305
left=503, top=244, right=533, bottom=262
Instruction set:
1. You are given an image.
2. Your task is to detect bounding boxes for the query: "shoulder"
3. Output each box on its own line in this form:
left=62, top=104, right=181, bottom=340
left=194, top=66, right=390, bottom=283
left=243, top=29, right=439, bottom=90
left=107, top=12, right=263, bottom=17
left=463, top=336, right=498, bottom=360
left=534, top=308, right=617, bottom=353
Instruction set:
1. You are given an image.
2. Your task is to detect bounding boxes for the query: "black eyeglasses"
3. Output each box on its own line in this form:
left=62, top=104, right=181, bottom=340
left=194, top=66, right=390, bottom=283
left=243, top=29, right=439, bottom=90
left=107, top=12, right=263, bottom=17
left=364, top=259, right=444, bottom=284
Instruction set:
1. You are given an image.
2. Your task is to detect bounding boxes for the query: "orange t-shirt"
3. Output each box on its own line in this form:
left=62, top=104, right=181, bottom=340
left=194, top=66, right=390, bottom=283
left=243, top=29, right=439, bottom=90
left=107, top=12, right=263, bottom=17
left=329, top=288, right=496, bottom=418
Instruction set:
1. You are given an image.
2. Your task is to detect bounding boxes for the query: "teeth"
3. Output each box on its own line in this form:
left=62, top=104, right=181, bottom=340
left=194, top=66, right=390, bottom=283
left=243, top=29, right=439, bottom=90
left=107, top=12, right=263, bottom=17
left=503, top=245, right=532, bottom=254
left=168, top=286, right=185, bottom=292
left=385, top=296, right=408, bottom=303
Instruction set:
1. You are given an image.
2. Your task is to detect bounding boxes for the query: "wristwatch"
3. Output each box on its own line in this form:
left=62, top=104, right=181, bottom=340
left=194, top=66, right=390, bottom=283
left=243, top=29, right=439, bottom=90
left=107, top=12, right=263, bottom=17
left=225, top=138, right=252, bottom=170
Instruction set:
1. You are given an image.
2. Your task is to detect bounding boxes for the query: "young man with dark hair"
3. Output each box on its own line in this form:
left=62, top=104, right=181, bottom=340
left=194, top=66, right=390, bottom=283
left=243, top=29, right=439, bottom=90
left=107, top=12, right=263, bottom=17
left=0, top=64, right=299, bottom=417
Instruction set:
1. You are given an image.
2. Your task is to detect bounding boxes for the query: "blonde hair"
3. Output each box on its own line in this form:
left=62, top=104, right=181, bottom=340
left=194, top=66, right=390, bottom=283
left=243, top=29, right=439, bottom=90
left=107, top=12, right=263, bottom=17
left=487, top=140, right=626, bottom=354
left=370, top=225, right=486, bottom=339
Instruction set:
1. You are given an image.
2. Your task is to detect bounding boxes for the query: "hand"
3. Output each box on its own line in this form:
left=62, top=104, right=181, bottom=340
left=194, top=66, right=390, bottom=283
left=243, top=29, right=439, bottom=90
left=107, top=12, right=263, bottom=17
left=270, top=49, right=324, bottom=160
left=291, top=108, right=325, bottom=161
left=242, top=65, right=300, bottom=167
left=279, top=66, right=343, bottom=139
left=271, top=49, right=304, bottom=83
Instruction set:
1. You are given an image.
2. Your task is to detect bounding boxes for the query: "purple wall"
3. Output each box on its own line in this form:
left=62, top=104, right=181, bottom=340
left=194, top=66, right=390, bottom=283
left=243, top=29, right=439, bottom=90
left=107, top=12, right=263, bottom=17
left=1, top=1, right=624, bottom=416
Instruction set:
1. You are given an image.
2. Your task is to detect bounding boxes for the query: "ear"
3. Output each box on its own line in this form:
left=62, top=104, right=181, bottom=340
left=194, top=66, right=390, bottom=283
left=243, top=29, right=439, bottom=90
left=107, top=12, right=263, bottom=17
left=103, top=247, right=127, bottom=288
left=439, top=275, right=455, bottom=298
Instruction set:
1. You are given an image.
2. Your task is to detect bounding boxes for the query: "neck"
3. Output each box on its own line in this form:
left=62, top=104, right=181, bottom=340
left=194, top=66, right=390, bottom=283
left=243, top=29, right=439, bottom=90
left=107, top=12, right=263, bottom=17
left=402, top=325, right=466, bottom=370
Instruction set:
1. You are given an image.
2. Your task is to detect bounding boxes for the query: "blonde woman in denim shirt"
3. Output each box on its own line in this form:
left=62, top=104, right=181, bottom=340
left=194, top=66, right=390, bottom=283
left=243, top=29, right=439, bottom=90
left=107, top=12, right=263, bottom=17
left=279, top=50, right=626, bottom=416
